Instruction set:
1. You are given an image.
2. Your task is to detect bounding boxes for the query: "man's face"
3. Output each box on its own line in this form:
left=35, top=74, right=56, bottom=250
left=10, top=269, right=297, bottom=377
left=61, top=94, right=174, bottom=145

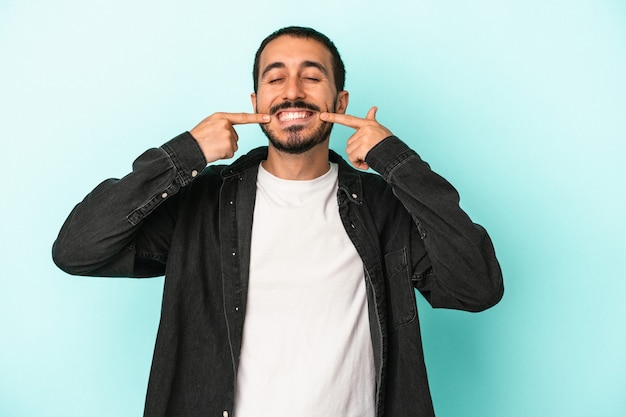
left=252, top=35, right=348, bottom=154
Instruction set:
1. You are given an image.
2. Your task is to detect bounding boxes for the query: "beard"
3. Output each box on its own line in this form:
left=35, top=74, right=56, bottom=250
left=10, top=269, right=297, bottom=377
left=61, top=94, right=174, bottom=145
left=259, top=100, right=335, bottom=155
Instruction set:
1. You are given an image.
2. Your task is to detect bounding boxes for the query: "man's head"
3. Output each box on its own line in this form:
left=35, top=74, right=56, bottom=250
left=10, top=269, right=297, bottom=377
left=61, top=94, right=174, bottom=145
left=252, top=26, right=346, bottom=94
left=251, top=26, right=349, bottom=154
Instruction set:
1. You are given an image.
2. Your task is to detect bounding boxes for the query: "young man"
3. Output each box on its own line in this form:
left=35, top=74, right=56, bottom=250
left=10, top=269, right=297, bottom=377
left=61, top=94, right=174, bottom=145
left=53, top=26, right=503, bottom=417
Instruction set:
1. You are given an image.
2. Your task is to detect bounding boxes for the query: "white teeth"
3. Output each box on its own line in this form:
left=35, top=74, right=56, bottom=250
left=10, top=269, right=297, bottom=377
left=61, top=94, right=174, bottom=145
left=278, top=111, right=310, bottom=121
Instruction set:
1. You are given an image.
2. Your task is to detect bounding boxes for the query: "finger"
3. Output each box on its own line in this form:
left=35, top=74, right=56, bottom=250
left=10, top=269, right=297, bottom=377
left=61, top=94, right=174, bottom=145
left=319, top=112, right=369, bottom=129
left=365, top=106, right=378, bottom=120
left=230, top=126, right=239, bottom=145
left=347, top=149, right=370, bottom=170
left=346, top=138, right=369, bottom=161
left=231, top=134, right=239, bottom=155
left=218, top=112, right=270, bottom=125
left=346, top=131, right=364, bottom=147
left=345, top=135, right=360, bottom=154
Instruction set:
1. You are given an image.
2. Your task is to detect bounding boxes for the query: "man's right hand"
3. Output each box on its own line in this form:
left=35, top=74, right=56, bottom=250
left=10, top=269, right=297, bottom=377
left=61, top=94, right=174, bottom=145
left=189, top=112, right=270, bottom=163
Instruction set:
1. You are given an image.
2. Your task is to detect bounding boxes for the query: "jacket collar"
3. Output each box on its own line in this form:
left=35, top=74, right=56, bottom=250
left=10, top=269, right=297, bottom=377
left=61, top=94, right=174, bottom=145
left=220, top=146, right=363, bottom=205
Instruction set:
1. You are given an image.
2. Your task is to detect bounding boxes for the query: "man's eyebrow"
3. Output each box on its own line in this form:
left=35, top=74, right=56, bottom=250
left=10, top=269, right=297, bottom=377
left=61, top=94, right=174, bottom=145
left=301, top=60, right=329, bottom=76
left=261, top=60, right=329, bottom=78
left=261, top=62, right=286, bottom=78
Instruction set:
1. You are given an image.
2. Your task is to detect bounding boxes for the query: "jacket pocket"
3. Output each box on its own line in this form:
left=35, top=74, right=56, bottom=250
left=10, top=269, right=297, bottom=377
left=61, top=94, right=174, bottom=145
left=383, top=247, right=417, bottom=331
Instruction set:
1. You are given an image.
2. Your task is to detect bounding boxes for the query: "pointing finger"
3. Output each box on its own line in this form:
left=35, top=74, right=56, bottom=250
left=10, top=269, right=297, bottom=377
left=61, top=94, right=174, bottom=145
left=319, top=112, right=369, bottom=129
left=218, top=112, right=270, bottom=125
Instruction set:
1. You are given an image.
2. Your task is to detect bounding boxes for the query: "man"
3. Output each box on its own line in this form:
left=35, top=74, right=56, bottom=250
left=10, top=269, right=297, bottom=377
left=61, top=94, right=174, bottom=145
left=53, top=26, right=503, bottom=417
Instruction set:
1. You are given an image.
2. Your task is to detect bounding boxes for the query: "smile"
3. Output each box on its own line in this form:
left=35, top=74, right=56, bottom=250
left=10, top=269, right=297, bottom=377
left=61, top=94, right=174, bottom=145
left=276, top=110, right=314, bottom=122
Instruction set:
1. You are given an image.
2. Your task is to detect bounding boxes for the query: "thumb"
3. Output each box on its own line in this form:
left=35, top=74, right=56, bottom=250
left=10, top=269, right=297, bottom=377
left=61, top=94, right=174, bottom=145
left=366, top=106, right=378, bottom=120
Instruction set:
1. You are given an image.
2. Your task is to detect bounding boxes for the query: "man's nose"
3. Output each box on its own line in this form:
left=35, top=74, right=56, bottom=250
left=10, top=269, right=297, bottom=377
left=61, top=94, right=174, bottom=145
left=283, top=77, right=305, bottom=101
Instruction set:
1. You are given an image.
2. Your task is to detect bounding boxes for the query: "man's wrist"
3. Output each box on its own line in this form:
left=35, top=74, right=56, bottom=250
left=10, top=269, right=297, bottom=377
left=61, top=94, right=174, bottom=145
left=365, top=136, right=418, bottom=178
left=161, top=132, right=208, bottom=185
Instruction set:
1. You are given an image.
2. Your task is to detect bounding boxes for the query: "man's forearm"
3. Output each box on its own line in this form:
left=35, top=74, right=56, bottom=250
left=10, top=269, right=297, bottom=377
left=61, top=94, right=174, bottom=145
left=366, top=136, right=504, bottom=311
left=52, top=132, right=206, bottom=277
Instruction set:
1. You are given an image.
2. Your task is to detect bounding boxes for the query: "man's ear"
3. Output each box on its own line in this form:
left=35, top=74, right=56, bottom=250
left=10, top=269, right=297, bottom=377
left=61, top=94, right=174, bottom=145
left=335, top=90, right=349, bottom=114
left=250, top=92, right=257, bottom=112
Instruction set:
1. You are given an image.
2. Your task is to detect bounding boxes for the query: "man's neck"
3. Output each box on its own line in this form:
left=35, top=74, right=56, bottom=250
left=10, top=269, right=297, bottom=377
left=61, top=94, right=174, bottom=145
left=262, top=144, right=331, bottom=180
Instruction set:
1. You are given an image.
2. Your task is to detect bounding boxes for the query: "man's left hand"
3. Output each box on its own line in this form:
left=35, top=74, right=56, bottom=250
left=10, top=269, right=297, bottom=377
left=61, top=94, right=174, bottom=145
left=320, top=106, right=393, bottom=170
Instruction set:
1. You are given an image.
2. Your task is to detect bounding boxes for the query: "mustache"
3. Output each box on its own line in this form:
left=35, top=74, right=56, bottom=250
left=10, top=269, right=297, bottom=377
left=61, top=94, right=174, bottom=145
left=269, top=100, right=321, bottom=115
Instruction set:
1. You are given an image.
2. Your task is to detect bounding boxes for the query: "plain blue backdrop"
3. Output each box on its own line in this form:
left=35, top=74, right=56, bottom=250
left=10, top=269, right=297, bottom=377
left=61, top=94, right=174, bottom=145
left=1, top=0, right=625, bottom=416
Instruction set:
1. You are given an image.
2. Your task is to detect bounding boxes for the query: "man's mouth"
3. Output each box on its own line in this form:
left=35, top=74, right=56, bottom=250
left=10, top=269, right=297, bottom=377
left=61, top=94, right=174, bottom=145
left=269, top=101, right=321, bottom=126
left=276, top=110, right=315, bottom=122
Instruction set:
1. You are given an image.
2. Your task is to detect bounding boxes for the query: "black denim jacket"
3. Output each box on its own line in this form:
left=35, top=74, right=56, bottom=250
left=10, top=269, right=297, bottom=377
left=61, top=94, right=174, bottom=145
left=53, top=132, right=503, bottom=417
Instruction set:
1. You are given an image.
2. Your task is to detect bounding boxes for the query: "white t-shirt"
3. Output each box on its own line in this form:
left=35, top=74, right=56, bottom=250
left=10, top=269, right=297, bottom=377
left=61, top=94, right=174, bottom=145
left=234, top=162, right=375, bottom=417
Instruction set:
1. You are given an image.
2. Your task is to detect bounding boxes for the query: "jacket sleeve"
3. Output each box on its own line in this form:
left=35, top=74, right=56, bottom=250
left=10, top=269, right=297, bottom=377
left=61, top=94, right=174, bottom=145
left=52, top=132, right=207, bottom=278
left=365, top=136, right=504, bottom=312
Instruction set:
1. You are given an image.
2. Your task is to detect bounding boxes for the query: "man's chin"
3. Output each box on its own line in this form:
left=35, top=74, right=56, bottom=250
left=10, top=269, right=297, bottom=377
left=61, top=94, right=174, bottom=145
left=268, top=138, right=320, bottom=155
left=261, top=124, right=332, bottom=155
left=268, top=130, right=320, bottom=155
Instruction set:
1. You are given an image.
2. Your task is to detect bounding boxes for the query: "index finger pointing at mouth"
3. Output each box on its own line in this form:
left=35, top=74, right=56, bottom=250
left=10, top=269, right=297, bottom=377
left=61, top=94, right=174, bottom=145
left=219, top=112, right=270, bottom=125
left=319, top=112, right=368, bottom=129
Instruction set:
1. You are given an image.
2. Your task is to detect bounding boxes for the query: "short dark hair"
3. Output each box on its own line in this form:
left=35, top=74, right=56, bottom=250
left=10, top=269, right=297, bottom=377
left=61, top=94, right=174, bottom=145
left=252, top=26, right=346, bottom=94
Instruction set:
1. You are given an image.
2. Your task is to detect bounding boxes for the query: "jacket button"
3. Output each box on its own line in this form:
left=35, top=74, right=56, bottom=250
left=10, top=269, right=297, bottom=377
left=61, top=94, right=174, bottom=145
left=161, top=192, right=168, bottom=199
left=191, top=169, right=198, bottom=177
left=223, top=411, right=229, bottom=417
left=352, top=193, right=358, bottom=199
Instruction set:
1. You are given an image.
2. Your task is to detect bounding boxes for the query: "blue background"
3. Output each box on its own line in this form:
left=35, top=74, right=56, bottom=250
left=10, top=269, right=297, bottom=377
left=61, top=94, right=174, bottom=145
left=1, top=0, right=625, bottom=416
